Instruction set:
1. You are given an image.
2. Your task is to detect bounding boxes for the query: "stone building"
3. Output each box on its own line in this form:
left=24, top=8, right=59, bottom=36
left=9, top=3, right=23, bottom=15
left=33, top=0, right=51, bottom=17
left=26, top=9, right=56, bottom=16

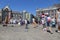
left=2, top=6, right=12, bottom=23
left=36, top=7, right=59, bottom=22
left=0, top=6, right=22, bottom=23
left=12, top=11, right=22, bottom=20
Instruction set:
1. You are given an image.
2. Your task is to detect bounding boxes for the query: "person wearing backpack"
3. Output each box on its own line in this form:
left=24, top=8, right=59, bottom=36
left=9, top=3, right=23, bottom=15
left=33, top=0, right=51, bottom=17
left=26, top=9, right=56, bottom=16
left=46, top=15, right=53, bottom=34
left=25, top=19, right=28, bottom=32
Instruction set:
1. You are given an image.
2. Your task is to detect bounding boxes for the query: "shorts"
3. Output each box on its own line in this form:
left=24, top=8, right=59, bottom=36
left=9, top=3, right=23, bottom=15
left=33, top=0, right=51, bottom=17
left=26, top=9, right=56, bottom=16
left=57, top=19, right=60, bottom=25
left=57, top=22, right=60, bottom=26
left=46, top=22, right=50, bottom=27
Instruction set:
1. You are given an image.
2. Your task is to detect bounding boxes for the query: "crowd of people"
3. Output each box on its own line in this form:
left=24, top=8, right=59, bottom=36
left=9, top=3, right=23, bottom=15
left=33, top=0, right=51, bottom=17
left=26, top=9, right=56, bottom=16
left=36, top=8, right=60, bottom=34
left=2, top=8, right=60, bottom=34
left=39, top=8, right=60, bottom=34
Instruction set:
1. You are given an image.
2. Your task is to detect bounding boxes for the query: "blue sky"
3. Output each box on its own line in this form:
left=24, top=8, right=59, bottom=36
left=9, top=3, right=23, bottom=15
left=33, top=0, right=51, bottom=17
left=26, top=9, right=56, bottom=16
left=0, top=0, right=60, bottom=15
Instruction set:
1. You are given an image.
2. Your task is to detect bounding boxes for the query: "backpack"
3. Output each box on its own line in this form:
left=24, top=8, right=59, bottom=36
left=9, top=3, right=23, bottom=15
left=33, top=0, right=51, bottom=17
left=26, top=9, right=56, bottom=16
left=46, top=16, right=51, bottom=22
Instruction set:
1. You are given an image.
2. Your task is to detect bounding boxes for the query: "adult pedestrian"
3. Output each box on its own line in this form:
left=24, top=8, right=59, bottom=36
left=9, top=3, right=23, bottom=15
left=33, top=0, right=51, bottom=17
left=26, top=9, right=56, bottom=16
left=32, top=18, right=37, bottom=28
left=25, top=19, right=28, bottom=32
left=46, top=14, right=53, bottom=34
left=56, top=8, right=60, bottom=32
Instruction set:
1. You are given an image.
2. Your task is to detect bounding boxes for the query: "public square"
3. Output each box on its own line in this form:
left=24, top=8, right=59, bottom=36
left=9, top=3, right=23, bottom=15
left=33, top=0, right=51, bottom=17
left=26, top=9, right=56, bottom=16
left=0, top=24, right=60, bottom=40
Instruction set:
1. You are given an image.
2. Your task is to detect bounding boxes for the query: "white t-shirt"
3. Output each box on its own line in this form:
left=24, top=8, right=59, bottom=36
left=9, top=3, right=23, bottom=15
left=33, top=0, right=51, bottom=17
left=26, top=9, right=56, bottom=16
left=57, top=11, right=60, bottom=22
left=42, top=20, right=45, bottom=24
left=45, top=13, right=48, bottom=15
left=25, top=20, right=27, bottom=24
left=47, top=17, right=51, bottom=21
left=32, top=18, right=35, bottom=22
left=13, top=20, right=16, bottom=23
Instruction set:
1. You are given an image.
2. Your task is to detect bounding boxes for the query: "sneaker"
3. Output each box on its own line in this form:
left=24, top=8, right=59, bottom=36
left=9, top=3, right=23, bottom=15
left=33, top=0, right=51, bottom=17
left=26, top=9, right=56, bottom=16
left=47, top=30, right=53, bottom=34
left=55, top=30, right=58, bottom=32
left=55, top=30, right=60, bottom=33
left=50, top=32, right=53, bottom=34
left=47, top=30, right=50, bottom=32
left=58, top=31, right=60, bottom=33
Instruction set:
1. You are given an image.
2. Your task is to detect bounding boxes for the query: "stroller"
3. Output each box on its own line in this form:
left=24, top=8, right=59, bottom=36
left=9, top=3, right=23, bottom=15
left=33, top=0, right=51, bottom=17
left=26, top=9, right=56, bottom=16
left=51, top=18, right=56, bottom=28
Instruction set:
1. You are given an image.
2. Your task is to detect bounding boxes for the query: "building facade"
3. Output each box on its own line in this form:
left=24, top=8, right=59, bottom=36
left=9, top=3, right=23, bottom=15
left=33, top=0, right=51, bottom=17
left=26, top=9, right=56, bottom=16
left=2, top=6, right=12, bottom=23
left=0, top=6, right=22, bottom=23
left=22, top=10, right=27, bottom=20
left=26, top=13, right=31, bottom=22
left=22, top=10, right=31, bottom=21
left=0, top=6, right=32, bottom=23
left=36, top=7, right=59, bottom=22
left=12, top=11, right=22, bottom=20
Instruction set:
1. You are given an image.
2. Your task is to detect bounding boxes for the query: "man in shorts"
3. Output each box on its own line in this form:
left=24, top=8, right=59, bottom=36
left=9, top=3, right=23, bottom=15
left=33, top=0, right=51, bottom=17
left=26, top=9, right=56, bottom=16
left=46, top=15, right=53, bottom=34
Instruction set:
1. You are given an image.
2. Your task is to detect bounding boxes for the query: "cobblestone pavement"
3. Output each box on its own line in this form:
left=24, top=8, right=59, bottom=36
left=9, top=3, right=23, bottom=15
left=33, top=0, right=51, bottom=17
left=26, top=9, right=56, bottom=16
left=0, top=24, right=60, bottom=40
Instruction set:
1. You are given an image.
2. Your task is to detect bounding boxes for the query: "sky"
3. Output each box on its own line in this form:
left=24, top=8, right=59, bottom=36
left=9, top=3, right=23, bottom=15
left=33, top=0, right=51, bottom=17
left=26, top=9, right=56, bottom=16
left=0, top=0, right=60, bottom=15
